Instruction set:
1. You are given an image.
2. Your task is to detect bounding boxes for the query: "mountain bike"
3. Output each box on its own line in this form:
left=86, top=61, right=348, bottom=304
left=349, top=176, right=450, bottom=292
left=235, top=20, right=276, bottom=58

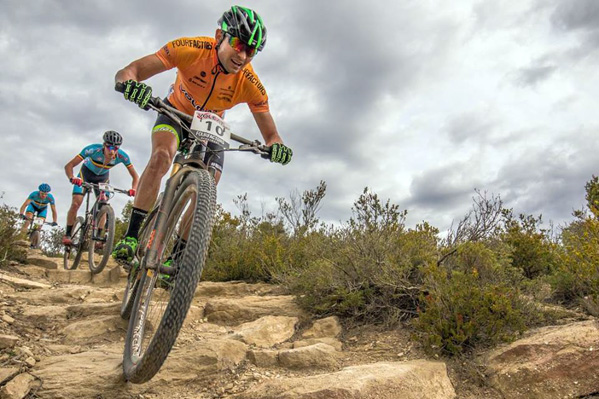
left=63, top=181, right=130, bottom=274
left=21, top=215, right=56, bottom=249
left=115, top=82, right=271, bottom=383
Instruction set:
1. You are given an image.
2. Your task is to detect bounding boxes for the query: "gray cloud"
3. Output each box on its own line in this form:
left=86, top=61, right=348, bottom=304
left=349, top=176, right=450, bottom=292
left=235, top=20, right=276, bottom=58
left=407, top=163, right=484, bottom=211
left=1, top=0, right=596, bottom=236
left=512, top=64, right=558, bottom=87
left=445, top=112, right=500, bottom=144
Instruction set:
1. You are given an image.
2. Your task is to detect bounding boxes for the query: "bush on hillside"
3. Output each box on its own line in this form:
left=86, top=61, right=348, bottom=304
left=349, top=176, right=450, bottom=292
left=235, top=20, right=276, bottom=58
left=0, top=204, right=26, bottom=265
left=414, top=242, right=530, bottom=356
left=283, top=188, right=439, bottom=325
left=500, top=210, right=559, bottom=280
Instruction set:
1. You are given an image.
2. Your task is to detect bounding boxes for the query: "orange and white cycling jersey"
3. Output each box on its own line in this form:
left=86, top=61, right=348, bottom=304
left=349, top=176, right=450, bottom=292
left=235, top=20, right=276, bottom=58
left=155, top=36, right=269, bottom=117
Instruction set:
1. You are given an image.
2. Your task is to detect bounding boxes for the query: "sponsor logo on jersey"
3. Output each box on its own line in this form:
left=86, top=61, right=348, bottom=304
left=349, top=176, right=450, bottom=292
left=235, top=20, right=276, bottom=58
left=241, top=69, right=266, bottom=96
left=171, top=39, right=213, bottom=50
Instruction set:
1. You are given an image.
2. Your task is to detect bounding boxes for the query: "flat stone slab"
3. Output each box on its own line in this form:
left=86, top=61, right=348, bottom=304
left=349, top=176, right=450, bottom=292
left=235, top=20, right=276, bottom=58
left=45, top=266, right=121, bottom=286
left=26, top=254, right=59, bottom=269
left=232, top=360, right=456, bottom=399
left=0, top=273, right=50, bottom=289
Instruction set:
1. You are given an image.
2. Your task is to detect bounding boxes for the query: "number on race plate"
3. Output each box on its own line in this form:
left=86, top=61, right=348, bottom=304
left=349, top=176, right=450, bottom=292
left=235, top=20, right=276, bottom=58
left=190, top=111, right=231, bottom=149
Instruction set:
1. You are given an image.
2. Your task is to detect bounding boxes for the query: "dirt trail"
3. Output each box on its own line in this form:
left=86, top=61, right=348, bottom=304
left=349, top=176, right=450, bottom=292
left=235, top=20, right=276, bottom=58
left=0, top=246, right=495, bottom=399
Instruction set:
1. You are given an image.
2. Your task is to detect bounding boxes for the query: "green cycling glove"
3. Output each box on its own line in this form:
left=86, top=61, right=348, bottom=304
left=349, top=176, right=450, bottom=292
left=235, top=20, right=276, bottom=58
left=269, top=143, right=293, bottom=165
left=123, top=79, right=153, bottom=109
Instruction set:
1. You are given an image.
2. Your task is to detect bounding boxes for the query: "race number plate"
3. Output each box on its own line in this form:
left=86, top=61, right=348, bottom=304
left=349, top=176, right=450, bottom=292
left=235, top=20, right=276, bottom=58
left=98, top=183, right=112, bottom=192
left=191, top=111, right=231, bottom=149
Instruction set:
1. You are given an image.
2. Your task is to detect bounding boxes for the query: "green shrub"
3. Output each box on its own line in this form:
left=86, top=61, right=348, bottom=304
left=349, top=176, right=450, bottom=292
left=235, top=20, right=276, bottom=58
left=0, top=204, right=25, bottom=265
left=283, top=189, right=439, bottom=325
left=550, top=215, right=599, bottom=304
left=500, top=211, right=558, bottom=279
left=414, top=242, right=529, bottom=356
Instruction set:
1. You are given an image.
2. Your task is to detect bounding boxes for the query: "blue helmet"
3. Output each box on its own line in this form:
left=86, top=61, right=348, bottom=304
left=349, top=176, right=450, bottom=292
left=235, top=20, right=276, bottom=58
left=39, top=183, right=51, bottom=193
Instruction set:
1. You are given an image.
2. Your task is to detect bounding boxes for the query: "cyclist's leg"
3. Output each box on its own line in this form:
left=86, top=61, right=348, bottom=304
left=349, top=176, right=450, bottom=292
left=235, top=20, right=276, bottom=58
left=21, top=205, right=36, bottom=233
left=114, top=116, right=180, bottom=260
left=64, top=171, right=85, bottom=244
left=93, top=176, right=110, bottom=235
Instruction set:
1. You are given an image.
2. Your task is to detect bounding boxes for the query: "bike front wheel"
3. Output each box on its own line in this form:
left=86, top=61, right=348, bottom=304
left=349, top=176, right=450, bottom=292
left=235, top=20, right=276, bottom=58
left=123, top=169, right=216, bottom=383
left=63, top=216, right=86, bottom=270
left=88, top=205, right=115, bottom=274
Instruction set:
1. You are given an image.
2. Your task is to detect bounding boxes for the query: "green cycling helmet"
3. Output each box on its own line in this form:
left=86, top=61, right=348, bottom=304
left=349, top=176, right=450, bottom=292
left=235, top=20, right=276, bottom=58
left=218, top=6, right=267, bottom=52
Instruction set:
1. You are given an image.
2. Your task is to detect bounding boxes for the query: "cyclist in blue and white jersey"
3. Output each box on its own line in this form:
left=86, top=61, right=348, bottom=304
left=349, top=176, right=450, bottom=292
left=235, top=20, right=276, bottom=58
left=62, top=130, right=139, bottom=245
left=19, top=183, right=58, bottom=233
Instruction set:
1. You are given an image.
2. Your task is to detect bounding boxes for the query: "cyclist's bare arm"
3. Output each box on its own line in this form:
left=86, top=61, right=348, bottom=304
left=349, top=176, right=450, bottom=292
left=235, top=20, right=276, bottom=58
left=115, top=54, right=168, bottom=83
left=50, top=204, right=58, bottom=223
left=19, top=198, right=31, bottom=215
left=65, top=155, right=83, bottom=181
left=127, top=165, right=140, bottom=191
left=252, top=111, right=283, bottom=146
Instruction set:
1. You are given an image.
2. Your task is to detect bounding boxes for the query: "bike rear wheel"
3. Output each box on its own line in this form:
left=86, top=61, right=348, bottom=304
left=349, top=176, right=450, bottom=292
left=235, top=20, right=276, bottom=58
left=29, top=230, right=40, bottom=249
left=88, top=205, right=115, bottom=274
left=123, top=169, right=216, bottom=383
left=120, top=207, right=159, bottom=320
left=63, top=216, right=86, bottom=270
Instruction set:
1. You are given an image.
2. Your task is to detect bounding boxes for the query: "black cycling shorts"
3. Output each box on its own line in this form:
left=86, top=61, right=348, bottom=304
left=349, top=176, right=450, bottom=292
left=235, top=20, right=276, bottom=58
left=151, top=99, right=225, bottom=173
left=72, top=165, right=110, bottom=196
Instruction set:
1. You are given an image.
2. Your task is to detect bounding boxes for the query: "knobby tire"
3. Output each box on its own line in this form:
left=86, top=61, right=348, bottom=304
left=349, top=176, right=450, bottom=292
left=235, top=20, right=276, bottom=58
left=63, top=216, right=86, bottom=270
left=123, top=170, right=216, bottom=383
left=88, top=205, right=115, bottom=274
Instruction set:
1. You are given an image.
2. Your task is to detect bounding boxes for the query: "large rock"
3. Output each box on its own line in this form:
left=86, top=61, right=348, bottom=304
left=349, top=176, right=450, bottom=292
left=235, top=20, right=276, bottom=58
left=195, top=281, right=283, bottom=298
left=0, top=274, right=50, bottom=290
left=0, top=368, right=19, bottom=385
left=0, top=335, right=19, bottom=349
left=45, top=269, right=92, bottom=284
left=293, top=337, right=343, bottom=351
left=0, top=373, right=40, bottom=399
left=247, top=349, right=279, bottom=367
left=25, top=254, right=59, bottom=270
left=21, top=306, right=68, bottom=325
left=232, top=360, right=456, bottom=399
left=61, top=315, right=127, bottom=343
left=65, top=302, right=121, bottom=319
left=277, top=343, right=340, bottom=369
left=6, top=286, right=91, bottom=305
left=231, top=316, right=298, bottom=348
left=486, top=320, right=599, bottom=399
left=157, top=338, right=248, bottom=382
left=203, top=295, right=304, bottom=325
left=33, top=347, right=128, bottom=398
left=301, top=316, right=342, bottom=339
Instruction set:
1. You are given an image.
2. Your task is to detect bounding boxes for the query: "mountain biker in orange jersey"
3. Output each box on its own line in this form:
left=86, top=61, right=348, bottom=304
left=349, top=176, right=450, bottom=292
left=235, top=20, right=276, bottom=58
left=112, top=5, right=293, bottom=261
left=62, top=130, right=139, bottom=246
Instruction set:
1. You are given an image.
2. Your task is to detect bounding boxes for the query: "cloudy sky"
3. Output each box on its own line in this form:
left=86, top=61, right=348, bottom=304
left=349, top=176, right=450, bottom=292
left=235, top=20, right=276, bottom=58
left=1, top=0, right=598, bottom=233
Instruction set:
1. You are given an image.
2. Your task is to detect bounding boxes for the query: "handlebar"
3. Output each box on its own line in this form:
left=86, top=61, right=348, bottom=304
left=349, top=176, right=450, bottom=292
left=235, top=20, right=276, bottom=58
left=114, top=82, right=271, bottom=156
left=20, top=215, right=58, bottom=226
left=81, top=182, right=132, bottom=196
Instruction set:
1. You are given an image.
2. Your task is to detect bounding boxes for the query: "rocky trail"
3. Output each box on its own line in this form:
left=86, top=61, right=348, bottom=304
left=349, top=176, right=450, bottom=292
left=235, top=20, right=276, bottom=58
left=1, top=241, right=599, bottom=399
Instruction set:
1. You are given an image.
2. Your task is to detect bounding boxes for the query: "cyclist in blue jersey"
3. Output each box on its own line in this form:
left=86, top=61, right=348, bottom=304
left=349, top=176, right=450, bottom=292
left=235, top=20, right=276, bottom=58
left=19, top=183, right=58, bottom=233
left=62, top=131, right=139, bottom=245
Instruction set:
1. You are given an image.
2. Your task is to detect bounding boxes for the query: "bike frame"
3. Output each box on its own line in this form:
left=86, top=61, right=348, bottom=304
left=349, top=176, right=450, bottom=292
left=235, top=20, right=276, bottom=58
left=135, top=97, right=269, bottom=274
left=69, top=182, right=127, bottom=249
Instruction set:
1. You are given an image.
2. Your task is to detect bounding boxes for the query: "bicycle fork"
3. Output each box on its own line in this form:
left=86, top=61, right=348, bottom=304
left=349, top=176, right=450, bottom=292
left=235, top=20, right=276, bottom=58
left=141, top=165, right=189, bottom=272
